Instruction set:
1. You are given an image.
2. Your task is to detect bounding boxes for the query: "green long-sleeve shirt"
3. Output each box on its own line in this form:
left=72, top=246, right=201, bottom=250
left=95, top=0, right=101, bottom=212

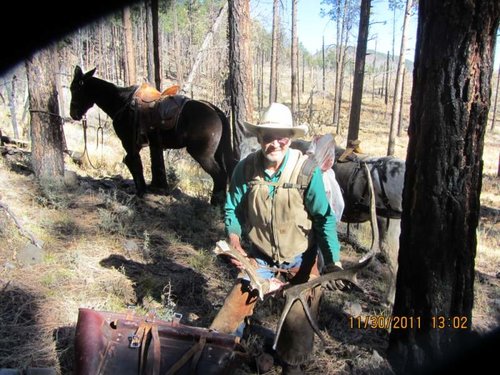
left=224, top=149, right=341, bottom=264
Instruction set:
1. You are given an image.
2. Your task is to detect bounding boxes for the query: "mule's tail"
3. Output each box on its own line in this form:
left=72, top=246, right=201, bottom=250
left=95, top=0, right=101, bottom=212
left=210, top=104, right=237, bottom=179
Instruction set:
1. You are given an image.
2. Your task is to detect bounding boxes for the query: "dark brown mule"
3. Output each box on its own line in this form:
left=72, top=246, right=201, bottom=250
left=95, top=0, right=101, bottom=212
left=69, top=66, right=236, bottom=204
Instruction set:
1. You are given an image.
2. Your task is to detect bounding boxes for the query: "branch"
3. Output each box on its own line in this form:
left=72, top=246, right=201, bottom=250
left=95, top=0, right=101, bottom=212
left=0, top=200, right=43, bottom=248
left=182, top=3, right=228, bottom=94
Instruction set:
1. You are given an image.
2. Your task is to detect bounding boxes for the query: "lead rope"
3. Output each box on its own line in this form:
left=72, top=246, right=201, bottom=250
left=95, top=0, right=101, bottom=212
left=81, top=116, right=99, bottom=169
left=96, top=113, right=105, bottom=165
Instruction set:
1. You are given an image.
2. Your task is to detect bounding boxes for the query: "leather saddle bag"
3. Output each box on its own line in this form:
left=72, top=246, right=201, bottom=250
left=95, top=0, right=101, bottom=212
left=74, top=308, right=247, bottom=375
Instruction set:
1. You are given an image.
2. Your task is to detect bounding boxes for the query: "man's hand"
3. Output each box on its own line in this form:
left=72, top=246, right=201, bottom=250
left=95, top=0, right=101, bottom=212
left=322, top=261, right=347, bottom=291
left=226, top=234, right=256, bottom=269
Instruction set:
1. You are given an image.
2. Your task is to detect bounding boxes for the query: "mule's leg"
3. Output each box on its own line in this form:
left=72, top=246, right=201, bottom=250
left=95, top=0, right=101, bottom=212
left=124, top=152, right=147, bottom=196
left=187, top=149, right=227, bottom=205
left=149, top=133, right=167, bottom=189
left=378, top=217, right=401, bottom=308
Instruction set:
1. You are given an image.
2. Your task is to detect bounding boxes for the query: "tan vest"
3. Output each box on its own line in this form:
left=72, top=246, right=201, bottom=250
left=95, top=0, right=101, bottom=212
left=244, top=149, right=314, bottom=262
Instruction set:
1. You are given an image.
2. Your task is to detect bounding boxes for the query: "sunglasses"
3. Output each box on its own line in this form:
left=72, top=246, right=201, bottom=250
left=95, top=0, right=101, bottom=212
left=261, top=133, right=290, bottom=144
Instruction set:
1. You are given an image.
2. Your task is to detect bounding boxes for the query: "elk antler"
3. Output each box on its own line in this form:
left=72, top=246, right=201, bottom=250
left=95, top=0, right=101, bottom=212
left=359, top=161, right=379, bottom=262
left=272, top=256, right=372, bottom=350
left=214, top=241, right=270, bottom=300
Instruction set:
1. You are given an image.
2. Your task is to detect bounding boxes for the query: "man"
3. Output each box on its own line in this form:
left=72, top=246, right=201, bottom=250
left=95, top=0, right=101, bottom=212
left=210, top=102, right=342, bottom=375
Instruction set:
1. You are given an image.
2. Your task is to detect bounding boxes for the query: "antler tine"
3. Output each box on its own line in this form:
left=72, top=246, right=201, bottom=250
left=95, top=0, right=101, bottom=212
left=272, top=291, right=299, bottom=350
left=214, top=241, right=269, bottom=300
left=297, top=293, right=326, bottom=345
left=272, top=287, right=328, bottom=350
left=272, top=256, right=373, bottom=350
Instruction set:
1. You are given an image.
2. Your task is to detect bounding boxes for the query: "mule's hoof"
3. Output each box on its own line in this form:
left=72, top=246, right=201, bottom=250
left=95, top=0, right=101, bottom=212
left=148, top=185, right=169, bottom=195
left=150, top=181, right=169, bottom=190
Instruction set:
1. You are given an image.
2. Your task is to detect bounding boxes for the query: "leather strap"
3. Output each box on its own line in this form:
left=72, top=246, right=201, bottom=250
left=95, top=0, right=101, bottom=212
left=165, top=335, right=207, bottom=375
left=134, top=321, right=161, bottom=375
left=189, top=336, right=207, bottom=374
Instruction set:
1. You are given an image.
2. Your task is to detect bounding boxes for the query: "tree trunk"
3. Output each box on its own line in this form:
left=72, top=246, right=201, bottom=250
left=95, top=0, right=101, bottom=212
left=335, top=32, right=350, bottom=135
left=372, top=38, right=377, bottom=102
left=111, top=25, right=120, bottom=83
left=52, top=49, right=67, bottom=151
left=322, top=36, right=326, bottom=92
left=172, top=1, right=184, bottom=87
left=269, top=0, right=280, bottom=104
left=151, top=0, right=161, bottom=90
left=25, top=44, right=64, bottom=182
left=387, top=0, right=413, bottom=156
left=228, top=0, right=253, bottom=160
left=123, top=6, right=136, bottom=85
left=145, top=0, right=155, bottom=85
left=391, top=6, right=396, bottom=61
left=6, top=76, right=19, bottom=139
left=384, top=51, right=389, bottom=105
left=260, top=50, right=265, bottom=111
left=291, top=0, right=298, bottom=116
left=333, top=0, right=348, bottom=132
left=148, top=0, right=166, bottom=188
left=397, top=65, right=407, bottom=136
left=388, top=1, right=500, bottom=373
left=491, top=64, right=499, bottom=131
left=302, top=50, right=305, bottom=94
left=54, top=55, right=67, bottom=122
left=346, top=0, right=371, bottom=145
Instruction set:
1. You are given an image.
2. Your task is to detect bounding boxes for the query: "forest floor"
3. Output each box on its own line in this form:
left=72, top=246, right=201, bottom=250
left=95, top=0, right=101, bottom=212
left=0, top=116, right=499, bottom=374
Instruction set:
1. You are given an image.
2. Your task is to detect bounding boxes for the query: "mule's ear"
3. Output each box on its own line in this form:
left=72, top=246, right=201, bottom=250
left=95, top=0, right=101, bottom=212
left=74, top=65, right=83, bottom=78
left=84, top=67, right=97, bottom=78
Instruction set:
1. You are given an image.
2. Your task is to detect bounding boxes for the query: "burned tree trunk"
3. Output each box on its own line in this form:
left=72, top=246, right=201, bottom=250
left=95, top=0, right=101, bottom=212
left=269, top=0, right=280, bottom=104
left=151, top=0, right=160, bottom=90
left=25, top=44, right=64, bottom=182
left=346, top=0, right=371, bottom=145
left=144, top=0, right=155, bottom=86
left=228, top=0, right=253, bottom=160
left=388, top=0, right=499, bottom=373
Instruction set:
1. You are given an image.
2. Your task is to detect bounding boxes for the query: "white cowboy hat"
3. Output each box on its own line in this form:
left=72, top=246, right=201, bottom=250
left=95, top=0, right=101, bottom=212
left=244, top=102, right=308, bottom=138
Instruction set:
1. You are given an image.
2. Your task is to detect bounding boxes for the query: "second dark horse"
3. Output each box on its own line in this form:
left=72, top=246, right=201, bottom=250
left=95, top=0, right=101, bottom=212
left=69, top=66, right=235, bottom=205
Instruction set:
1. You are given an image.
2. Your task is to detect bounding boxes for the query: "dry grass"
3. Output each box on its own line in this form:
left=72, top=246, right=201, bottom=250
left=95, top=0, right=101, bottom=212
left=0, top=87, right=499, bottom=374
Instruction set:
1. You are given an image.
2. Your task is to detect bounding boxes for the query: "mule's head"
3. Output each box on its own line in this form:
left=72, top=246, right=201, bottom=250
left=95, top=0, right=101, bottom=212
left=70, top=66, right=96, bottom=120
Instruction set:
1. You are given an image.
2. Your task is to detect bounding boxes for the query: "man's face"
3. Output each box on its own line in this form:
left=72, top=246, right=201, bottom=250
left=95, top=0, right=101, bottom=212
left=259, top=131, right=292, bottom=163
